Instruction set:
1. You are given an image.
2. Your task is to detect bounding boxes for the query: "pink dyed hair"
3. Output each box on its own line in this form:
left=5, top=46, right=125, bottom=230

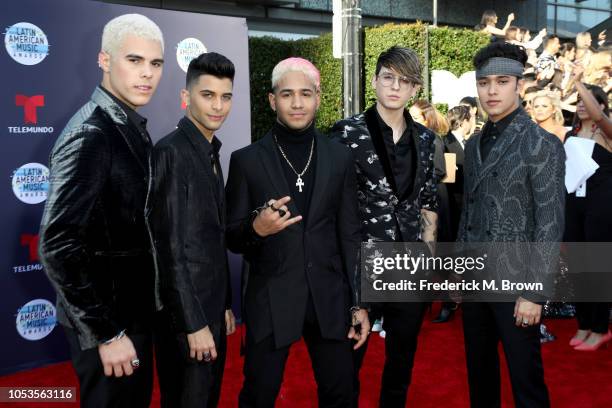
left=271, top=57, right=321, bottom=91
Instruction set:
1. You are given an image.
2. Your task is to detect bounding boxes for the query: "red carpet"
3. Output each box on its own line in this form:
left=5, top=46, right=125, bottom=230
left=1, top=308, right=610, bottom=407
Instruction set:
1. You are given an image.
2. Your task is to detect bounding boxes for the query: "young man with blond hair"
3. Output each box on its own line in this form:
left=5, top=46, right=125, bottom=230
left=39, top=14, right=164, bottom=407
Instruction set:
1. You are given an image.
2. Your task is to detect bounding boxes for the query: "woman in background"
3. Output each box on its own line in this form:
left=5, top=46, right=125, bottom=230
left=532, top=90, right=567, bottom=142
left=564, top=66, right=612, bottom=351
left=475, top=10, right=515, bottom=40
left=459, top=96, right=485, bottom=134
left=558, top=43, right=576, bottom=94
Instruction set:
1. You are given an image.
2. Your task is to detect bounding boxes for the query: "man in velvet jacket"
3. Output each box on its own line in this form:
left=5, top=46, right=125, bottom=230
left=145, top=52, right=236, bottom=408
left=225, top=57, right=370, bottom=407
left=39, top=14, right=164, bottom=407
left=331, top=46, right=438, bottom=407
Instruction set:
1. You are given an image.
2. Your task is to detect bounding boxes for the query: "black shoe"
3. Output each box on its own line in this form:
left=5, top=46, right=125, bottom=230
left=432, top=303, right=457, bottom=323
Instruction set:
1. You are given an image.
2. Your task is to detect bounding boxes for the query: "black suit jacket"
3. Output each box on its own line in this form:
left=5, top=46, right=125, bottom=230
left=146, top=117, right=231, bottom=334
left=458, top=110, right=565, bottom=302
left=330, top=106, right=438, bottom=243
left=225, top=130, right=361, bottom=348
left=39, top=87, right=154, bottom=350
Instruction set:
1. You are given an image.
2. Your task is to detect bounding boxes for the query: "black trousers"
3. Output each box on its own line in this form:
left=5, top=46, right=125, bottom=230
left=462, top=302, right=550, bottom=408
left=154, top=310, right=227, bottom=408
left=353, top=302, right=427, bottom=408
left=239, top=304, right=354, bottom=408
left=63, top=326, right=153, bottom=408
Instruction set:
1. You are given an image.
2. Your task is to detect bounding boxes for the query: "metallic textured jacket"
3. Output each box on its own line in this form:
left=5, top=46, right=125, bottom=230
left=331, top=107, right=438, bottom=243
left=458, top=109, right=566, bottom=301
left=39, top=87, right=154, bottom=350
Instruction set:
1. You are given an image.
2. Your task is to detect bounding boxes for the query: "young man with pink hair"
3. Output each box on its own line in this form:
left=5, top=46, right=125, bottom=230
left=226, top=57, right=370, bottom=407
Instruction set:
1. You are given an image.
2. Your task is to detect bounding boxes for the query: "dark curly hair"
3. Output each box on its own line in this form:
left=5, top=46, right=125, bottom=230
left=473, top=42, right=527, bottom=71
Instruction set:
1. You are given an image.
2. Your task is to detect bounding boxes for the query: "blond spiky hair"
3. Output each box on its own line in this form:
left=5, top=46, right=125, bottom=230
left=101, top=14, right=164, bottom=56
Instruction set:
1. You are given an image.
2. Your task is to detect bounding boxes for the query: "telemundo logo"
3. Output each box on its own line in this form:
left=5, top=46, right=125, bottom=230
left=12, top=162, right=49, bottom=204
left=16, top=298, right=57, bottom=341
left=4, top=22, right=49, bottom=65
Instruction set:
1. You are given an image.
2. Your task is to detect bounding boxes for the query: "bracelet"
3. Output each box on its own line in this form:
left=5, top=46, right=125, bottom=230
left=102, top=329, right=126, bottom=346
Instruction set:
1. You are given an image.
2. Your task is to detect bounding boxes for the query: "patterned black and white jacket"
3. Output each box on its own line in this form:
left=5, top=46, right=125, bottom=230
left=331, top=106, right=438, bottom=243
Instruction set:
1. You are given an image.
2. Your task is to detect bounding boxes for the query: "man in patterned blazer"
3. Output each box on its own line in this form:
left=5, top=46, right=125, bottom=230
left=331, top=46, right=438, bottom=407
left=458, top=42, right=565, bottom=407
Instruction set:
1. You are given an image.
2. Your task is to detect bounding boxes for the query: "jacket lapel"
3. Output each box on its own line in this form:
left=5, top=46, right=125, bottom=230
left=92, top=87, right=148, bottom=173
left=306, top=133, right=330, bottom=227
left=179, top=118, right=222, bottom=221
left=364, top=107, right=399, bottom=193
left=471, top=113, right=526, bottom=192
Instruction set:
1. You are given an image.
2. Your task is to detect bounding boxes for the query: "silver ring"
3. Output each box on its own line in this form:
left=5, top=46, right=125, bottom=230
left=522, top=320, right=529, bottom=326
left=130, top=358, right=140, bottom=368
left=203, top=352, right=211, bottom=362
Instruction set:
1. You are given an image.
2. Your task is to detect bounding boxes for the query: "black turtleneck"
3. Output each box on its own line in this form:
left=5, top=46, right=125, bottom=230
left=273, top=120, right=317, bottom=220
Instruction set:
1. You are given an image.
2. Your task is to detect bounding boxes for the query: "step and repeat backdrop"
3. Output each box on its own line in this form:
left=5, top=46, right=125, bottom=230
left=0, top=0, right=250, bottom=375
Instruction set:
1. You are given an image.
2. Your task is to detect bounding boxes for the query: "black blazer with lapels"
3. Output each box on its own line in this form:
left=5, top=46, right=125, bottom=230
left=331, top=106, right=438, bottom=243
left=146, top=117, right=231, bottom=334
left=225, top=130, right=361, bottom=348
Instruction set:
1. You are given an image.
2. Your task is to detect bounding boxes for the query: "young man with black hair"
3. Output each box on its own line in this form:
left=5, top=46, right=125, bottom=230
left=331, top=46, right=438, bottom=407
left=459, top=42, right=565, bottom=408
left=146, top=52, right=236, bottom=408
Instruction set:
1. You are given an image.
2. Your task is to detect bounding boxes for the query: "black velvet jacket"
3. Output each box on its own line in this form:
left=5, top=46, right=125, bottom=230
left=39, top=86, right=155, bottom=350
left=145, top=117, right=231, bottom=334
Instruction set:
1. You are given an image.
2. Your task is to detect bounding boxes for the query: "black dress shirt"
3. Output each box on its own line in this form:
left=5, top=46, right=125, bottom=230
left=99, top=86, right=151, bottom=143
left=375, top=109, right=417, bottom=198
left=480, top=107, right=521, bottom=162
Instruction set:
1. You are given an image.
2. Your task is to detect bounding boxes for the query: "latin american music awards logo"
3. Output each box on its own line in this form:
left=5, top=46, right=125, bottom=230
left=12, top=162, right=49, bottom=204
left=176, top=37, right=207, bottom=72
left=4, top=22, right=49, bottom=65
left=16, top=299, right=56, bottom=341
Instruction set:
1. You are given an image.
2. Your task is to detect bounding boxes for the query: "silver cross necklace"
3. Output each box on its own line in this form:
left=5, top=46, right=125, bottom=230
left=274, top=135, right=314, bottom=193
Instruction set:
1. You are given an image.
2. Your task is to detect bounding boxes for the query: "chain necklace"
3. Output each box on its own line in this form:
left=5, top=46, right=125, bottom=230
left=274, top=135, right=314, bottom=193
